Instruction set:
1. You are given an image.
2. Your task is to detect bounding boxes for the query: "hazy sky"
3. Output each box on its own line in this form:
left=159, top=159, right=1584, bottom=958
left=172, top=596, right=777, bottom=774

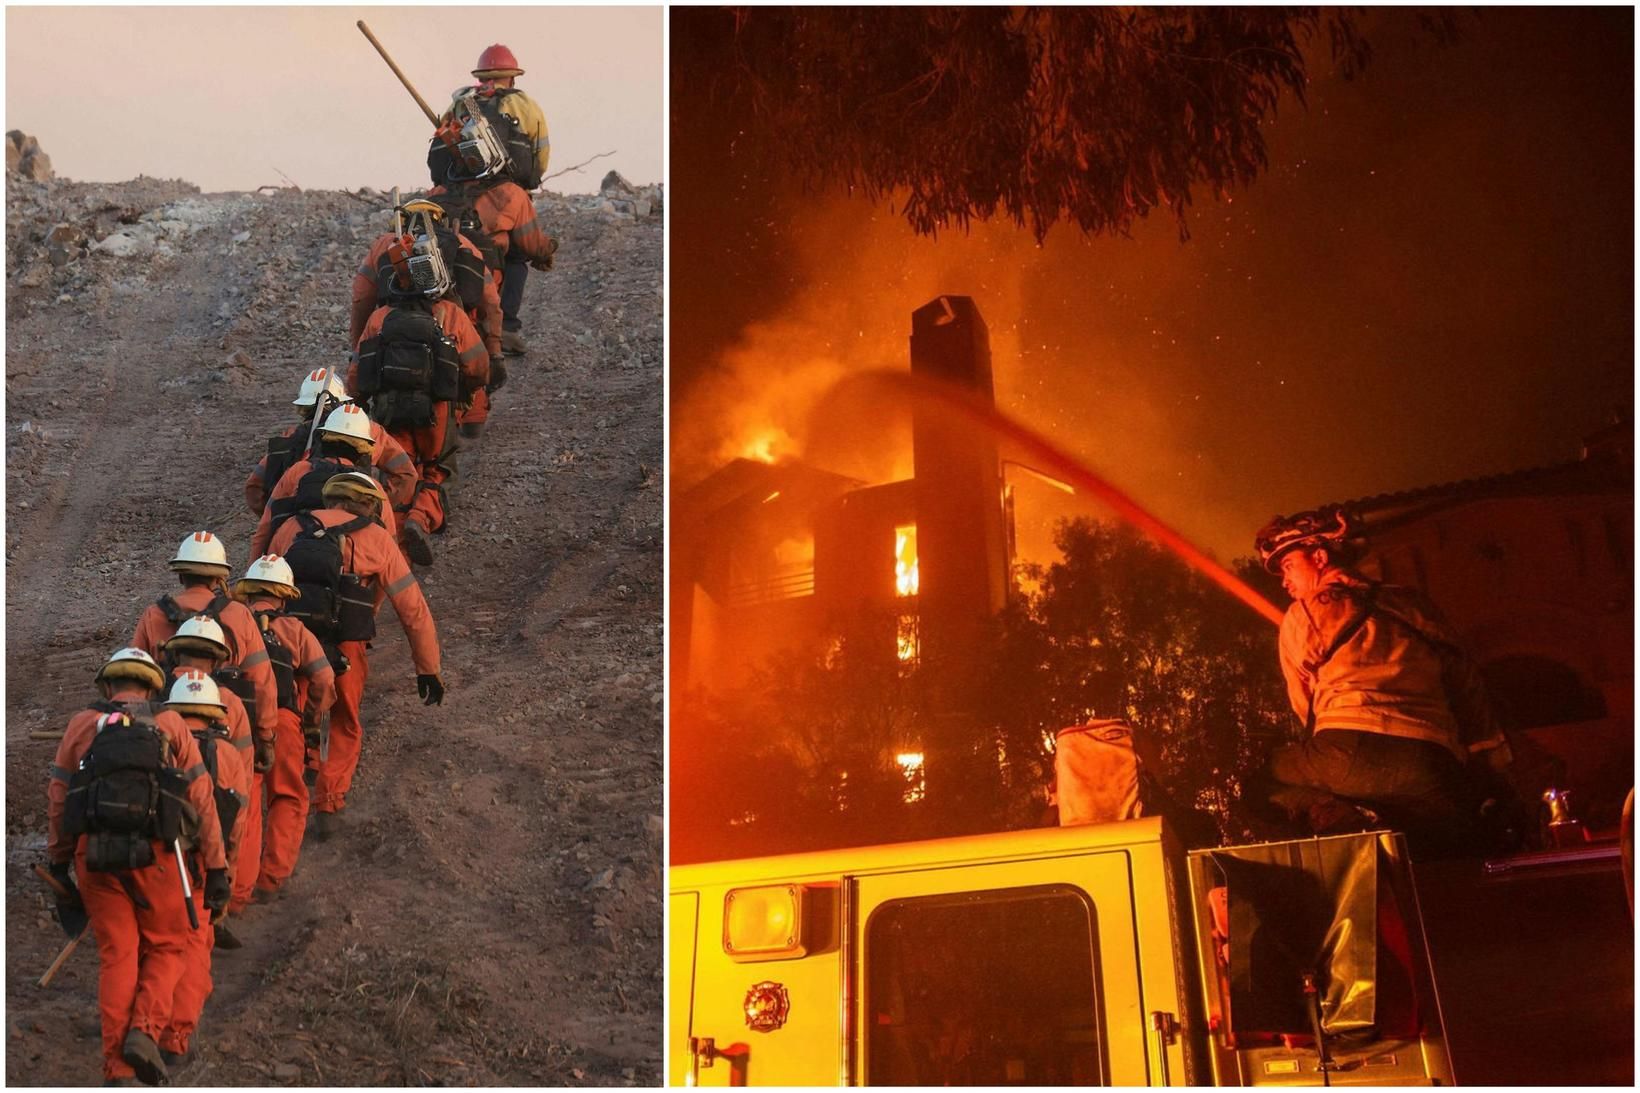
left=6, top=5, right=661, bottom=194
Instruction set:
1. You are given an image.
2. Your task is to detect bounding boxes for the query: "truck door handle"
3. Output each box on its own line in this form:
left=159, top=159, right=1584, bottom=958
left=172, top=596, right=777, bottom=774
left=1149, top=1011, right=1179, bottom=1085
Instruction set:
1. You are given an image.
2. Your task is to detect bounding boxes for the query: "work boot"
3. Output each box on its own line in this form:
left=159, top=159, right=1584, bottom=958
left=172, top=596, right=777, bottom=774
left=312, top=811, right=341, bottom=842
left=213, top=921, right=243, bottom=950
left=401, top=521, right=435, bottom=567
left=120, top=1030, right=168, bottom=1086
left=501, top=329, right=528, bottom=356
left=159, top=1047, right=192, bottom=1070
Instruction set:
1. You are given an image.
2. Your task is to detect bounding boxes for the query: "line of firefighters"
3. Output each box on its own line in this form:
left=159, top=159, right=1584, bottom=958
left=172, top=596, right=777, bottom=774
left=40, top=45, right=558, bottom=1086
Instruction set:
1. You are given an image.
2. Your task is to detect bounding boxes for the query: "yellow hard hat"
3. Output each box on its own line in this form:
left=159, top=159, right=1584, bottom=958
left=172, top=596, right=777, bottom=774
left=322, top=471, right=389, bottom=512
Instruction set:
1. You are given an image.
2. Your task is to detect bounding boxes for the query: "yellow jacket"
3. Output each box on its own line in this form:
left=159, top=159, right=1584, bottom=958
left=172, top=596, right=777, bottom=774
left=445, top=85, right=549, bottom=182
left=1277, top=569, right=1503, bottom=763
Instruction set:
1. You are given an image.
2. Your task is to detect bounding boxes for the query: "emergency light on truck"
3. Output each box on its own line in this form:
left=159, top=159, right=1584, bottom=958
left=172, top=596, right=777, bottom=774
left=723, top=884, right=810, bottom=960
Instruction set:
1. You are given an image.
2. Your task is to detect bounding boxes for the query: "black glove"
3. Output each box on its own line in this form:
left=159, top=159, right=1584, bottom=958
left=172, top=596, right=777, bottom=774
left=203, top=868, right=231, bottom=922
left=487, top=357, right=508, bottom=393
left=417, top=674, right=445, bottom=706
left=529, top=245, right=555, bottom=272
left=47, top=861, right=88, bottom=938
left=253, top=734, right=276, bottom=774
left=302, top=720, right=322, bottom=750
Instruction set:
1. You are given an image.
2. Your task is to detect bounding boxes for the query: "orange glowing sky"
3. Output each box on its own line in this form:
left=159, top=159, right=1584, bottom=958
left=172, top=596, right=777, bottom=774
left=671, top=9, right=1633, bottom=565
left=5, top=6, right=661, bottom=194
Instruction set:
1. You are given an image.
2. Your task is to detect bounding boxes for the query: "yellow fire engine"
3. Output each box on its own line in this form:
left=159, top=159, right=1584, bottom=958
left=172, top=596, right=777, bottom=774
left=670, top=818, right=1633, bottom=1086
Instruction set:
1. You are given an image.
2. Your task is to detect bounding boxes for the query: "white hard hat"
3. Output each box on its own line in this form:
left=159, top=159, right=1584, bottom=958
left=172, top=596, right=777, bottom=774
left=318, top=403, right=376, bottom=450
left=162, top=615, right=231, bottom=661
left=95, top=647, right=167, bottom=693
left=293, top=367, right=349, bottom=408
left=169, top=531, right=231, bottom=576
left=164, top=667, right=227, bottom=717
left=236, top=554, right=299, bottom=599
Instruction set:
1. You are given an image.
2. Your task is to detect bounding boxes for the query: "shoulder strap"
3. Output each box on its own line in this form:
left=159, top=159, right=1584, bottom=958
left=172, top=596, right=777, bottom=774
left=204, top=592, right=241, bottom=660
left=156, top=593, right=189, bottom=626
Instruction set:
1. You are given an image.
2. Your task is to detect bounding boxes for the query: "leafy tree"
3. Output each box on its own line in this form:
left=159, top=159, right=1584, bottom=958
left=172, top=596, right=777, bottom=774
left=673, top=516, right=1293, bottom=862
left=675, top=8, right=1457, bottom=240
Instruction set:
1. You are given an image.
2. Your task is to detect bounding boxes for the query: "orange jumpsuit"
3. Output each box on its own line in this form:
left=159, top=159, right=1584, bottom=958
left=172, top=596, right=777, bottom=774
left=350, top=230, right=503, bottom=428
left=430, top=179, right=557, bottom=266
left=268, top=507, right=442, bottom=814
left=131, top=588, right=278, bottom=743
left=244, top=419, right=416, bottom=516
left=47, top=691, right=226, bottom=1083
left=244, top=600, right=336, bottom=894
left=249, top=454, right=399, bottom=559
left=347, top=300, right=489, bottom=535
left=349, top=231, right=502, bottom=359
left=163, top=712, right=252, bottom=1059
left=429, top=180, right=556, bottom=427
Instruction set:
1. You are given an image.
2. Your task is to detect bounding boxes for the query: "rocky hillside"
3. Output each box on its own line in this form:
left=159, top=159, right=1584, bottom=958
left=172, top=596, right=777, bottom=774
left=4, top=160, right=663, bottom=1086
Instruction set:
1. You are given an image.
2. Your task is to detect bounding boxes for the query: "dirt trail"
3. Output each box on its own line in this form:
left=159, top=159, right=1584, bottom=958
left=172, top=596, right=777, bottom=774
left=5, top=176, right=663, bottom=1085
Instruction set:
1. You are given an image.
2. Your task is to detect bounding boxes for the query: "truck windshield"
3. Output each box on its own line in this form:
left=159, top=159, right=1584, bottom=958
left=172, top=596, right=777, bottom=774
left=865, top=884, right=1104, bottom=1085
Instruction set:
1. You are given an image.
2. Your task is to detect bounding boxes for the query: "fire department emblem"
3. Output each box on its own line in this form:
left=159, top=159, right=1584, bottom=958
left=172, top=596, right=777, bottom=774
left=743, top=981, right=790, bottom=1032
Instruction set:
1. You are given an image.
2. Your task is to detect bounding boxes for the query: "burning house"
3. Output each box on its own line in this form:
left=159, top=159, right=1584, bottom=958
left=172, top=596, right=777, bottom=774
left=670, top=295, right=1014, bottom=744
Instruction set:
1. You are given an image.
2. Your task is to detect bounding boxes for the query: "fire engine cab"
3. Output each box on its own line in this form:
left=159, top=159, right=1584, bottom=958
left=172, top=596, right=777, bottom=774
left=670, top=818, right=1633, bottom=1086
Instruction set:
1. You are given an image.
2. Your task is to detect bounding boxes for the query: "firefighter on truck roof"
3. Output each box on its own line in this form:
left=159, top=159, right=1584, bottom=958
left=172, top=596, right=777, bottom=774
left=1245, top=505, right=1516, bottom=855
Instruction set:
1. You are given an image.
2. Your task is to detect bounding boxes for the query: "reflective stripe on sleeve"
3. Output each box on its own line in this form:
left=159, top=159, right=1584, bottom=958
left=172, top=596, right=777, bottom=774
left=300, top=657, right=330, bottom=675
left=50, top=765, right=72, bottom=783
left=386, top=573, right=416, bottom=596
left=183, top=763, right=208, bottom=781
left=459, top=345, right=486, bottom=365
left=234, top=737, right=253, bottom=750
left=535, top=137, right=551, bottom=151
left=240, top=650, right=270, bottom=669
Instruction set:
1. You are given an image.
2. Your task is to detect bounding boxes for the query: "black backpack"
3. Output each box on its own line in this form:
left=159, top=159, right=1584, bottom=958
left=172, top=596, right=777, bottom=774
left=427, top=88, right=540, bottom=190
left=192, top=727, right=244, bottom=845
left=253, top=608, right=300, bottom=714
left=156, top=593, right=256, bottom=709
left=62, top=704, right=191, bottom=872
left=353, top=302, right=463, bottom=429
left=268, top=455, right=367, bottom=527
left=284, top=513, right=378, bottom=657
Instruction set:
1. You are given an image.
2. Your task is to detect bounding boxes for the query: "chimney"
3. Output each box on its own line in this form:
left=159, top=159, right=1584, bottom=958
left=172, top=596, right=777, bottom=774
left=908, top=295, right=1009, bottom=677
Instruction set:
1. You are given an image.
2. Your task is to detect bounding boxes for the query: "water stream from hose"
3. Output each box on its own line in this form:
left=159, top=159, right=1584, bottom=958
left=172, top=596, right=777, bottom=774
left=819, top=369, right=1286, bottom=627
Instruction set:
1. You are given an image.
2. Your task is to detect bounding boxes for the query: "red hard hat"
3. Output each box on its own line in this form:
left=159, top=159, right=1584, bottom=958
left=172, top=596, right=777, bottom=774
left=473, top=44, right=523, bottom=78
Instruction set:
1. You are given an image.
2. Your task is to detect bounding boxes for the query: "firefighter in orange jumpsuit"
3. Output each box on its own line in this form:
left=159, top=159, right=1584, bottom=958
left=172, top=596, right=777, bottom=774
left=244, top=368, right=417, bottom=518
left=268, top=472, right=444, bottom=836
left=347, top=228, right=489, bottom=555
left=428, top=176, right=557, bottom=365
left=231, top=554, right=336, bottom=897
left=130, top=532, right=278, bottom=770
left=350, top=201, right=503, bottom=365
left=45, top=648, right=227, bottom=1086
left=159, top=618, right=260, bottom=918
left=156, top=668, right=251, bottom=1071
left=250, top=403, right=397, bottom=559
left=351, top=201, right=506, bottom=436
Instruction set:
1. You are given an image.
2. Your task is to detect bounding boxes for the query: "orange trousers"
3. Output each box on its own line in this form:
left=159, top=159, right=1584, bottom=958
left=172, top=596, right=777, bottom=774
left=313, top=641, right=369, bottom=813
left=228, top=771, right=263, bottom=914
left=160, top=885, right=212, bottom=1056
left=257, top=708, right=307, bottom=891
left=78, top=846, right=199, bottom=1081
left=456, top=386, right=490, bottom=426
